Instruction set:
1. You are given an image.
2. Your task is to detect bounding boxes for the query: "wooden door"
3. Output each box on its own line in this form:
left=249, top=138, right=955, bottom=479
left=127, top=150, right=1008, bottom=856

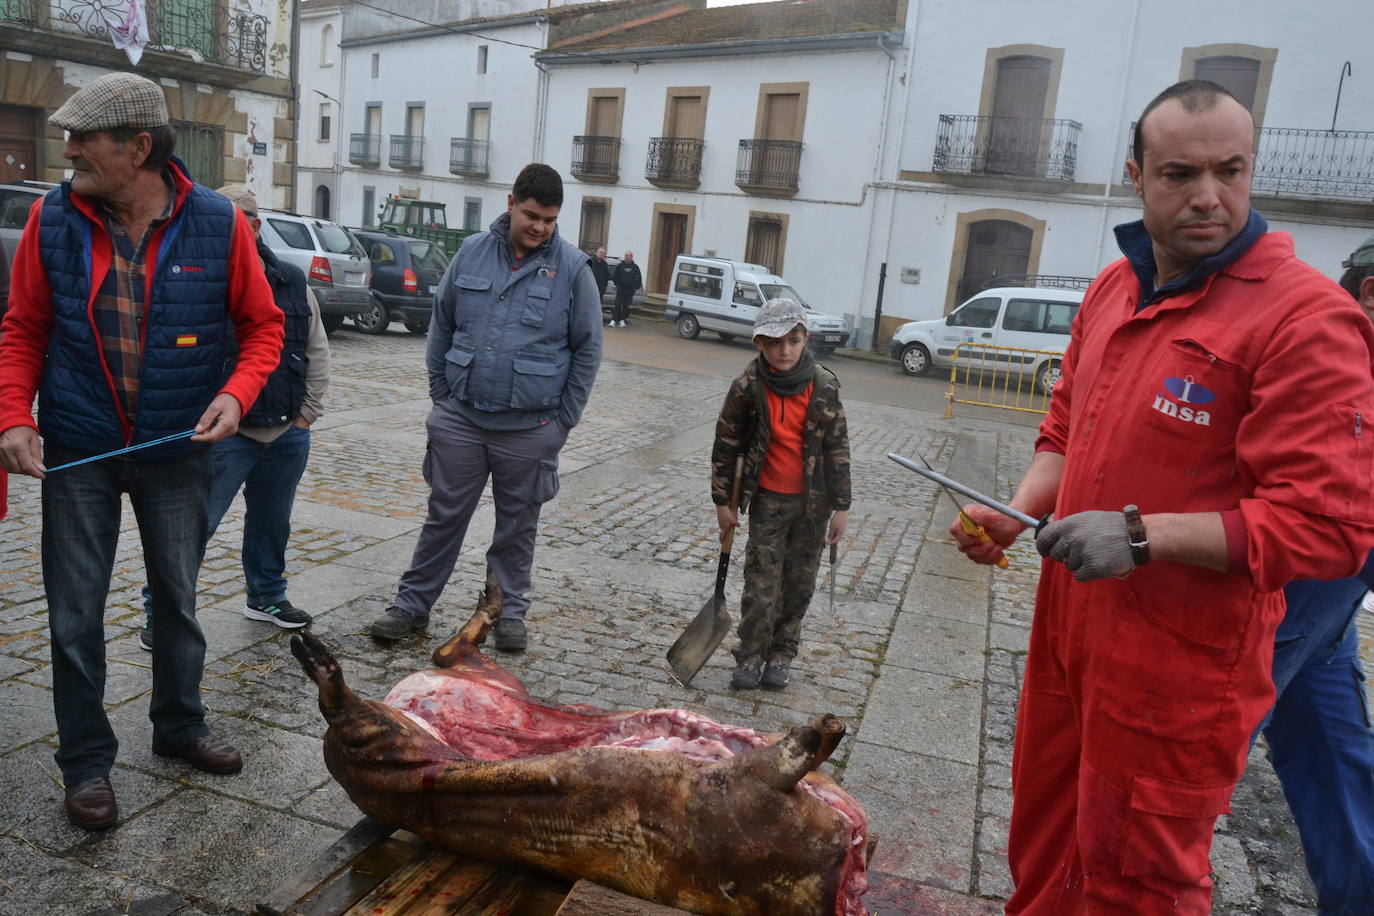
left=957, top=220, right=1032, bottom=304
left=588, top=96, right=618, bottom=172
left=987, top=56, right=1050, bottom=176
left=761, top=93, right=800, bottom=141
left=667, top=95, right=703, bottom=139
left=0, top=105, right=38, bottom=182
left=654, top=212, right=688, bottom=295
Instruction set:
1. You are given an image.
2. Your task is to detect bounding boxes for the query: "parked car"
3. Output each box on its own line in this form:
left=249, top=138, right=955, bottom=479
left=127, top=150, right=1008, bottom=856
left=258, top=210, right=372, bottom=334
left=888, top=285, right=1086, bottom=394
left=351, top=229, right=449, bottom=335
left=663, top=255, right=850, bottom=355
left=0, top=180, right=55, bottom=273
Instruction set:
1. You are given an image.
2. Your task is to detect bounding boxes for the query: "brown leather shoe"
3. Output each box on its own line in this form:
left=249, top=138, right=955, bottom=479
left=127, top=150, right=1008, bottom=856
left=64, top=776, right=117, bottom=830
left=152, top=733, right=242, bottom=775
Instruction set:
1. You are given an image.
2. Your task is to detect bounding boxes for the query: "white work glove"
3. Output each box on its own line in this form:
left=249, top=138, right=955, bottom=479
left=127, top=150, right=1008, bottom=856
left=1035, top=511, right=1135, bottom=581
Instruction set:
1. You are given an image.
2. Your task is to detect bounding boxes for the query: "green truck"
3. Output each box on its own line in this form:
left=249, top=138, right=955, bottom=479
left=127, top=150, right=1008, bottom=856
left=378, top=195, right=476, bottom=256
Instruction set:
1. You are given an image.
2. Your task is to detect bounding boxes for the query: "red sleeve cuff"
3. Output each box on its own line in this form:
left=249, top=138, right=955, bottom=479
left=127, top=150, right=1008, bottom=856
left=1034, top=440, right=1066, bottom=456
left=1220, top=509, right=1249, bottom=576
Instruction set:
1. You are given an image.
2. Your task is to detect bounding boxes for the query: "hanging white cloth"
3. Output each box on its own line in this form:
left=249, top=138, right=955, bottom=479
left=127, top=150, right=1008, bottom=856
left=103, top=0, right=150, bottom=67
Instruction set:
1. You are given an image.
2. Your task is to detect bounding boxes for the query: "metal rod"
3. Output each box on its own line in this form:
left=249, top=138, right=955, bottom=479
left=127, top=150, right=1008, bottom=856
left=887, top=452, right=1040, bottom=528
left=1333, top=61, right=1352, bottom=133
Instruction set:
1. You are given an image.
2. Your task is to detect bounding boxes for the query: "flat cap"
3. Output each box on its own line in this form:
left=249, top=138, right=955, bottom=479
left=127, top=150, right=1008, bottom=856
left=753, top=297, right=808, bottom=339
left=1345, top=232, right=1374, bottom=270
left=50, top=72, right=169, bottom=133
left=216, top=185, right=258, bottom=218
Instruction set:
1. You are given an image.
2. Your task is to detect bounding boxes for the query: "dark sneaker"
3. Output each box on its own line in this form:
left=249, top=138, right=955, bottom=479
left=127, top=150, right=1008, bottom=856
left=370, top=606, right=428, bottom=643
left=730, top=658, right=762, bottom=690
left=152, top=732, right=242, bottom=775
left=64, top=776, right=118, bottom=830
left=244, top=599, right=312, bottom=629
left=761, top=660, right=791, bottom=690
left=138, top=624, right=153, bottom=652
left=493, top=618, right=527, bottom=652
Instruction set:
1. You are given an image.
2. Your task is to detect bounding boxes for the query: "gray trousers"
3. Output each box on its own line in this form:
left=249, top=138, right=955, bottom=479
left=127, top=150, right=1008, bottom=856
left=394, top=402, right=566, bottom=621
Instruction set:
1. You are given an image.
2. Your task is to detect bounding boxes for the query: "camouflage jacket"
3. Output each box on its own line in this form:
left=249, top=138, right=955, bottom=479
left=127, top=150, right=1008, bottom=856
left=711, top=360, right=851, bottom=517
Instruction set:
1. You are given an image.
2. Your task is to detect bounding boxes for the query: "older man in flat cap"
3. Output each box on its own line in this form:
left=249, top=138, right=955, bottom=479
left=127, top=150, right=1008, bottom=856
left=0, top=71, right=283, bottom=830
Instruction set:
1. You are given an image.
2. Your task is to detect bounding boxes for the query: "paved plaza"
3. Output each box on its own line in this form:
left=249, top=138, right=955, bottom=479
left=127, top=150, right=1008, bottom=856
left=0, top=326, right=1362, bottom=914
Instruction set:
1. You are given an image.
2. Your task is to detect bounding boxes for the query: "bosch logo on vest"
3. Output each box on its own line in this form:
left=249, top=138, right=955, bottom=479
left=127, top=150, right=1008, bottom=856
left=1151, top=375, right=1215, bottom=426
left=171, top=264, right=205, bottom=274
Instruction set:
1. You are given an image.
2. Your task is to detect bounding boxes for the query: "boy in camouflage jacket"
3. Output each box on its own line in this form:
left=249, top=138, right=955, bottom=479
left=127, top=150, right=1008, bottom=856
left=711, top=298, right=851, bottom=690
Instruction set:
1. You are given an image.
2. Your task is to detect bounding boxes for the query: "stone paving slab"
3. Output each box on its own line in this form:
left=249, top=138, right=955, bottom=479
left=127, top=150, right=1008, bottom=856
left=0, top=327, right=1349, bottom=914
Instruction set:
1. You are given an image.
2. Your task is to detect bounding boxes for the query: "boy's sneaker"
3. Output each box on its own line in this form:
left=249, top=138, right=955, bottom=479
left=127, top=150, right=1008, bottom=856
left=370, top=607, right=428, bottom=643
left=493, top=618, right=527, bottom=652
left=761, top=660, right=791, bottom=690
left=138, top=624, right=153, bottom=652
left=730, top=658, right=762, bottom=690
left=244, top=600, right=312, bottom=629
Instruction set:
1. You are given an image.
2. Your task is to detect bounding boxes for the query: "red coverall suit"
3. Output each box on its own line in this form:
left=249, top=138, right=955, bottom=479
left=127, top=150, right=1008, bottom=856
left=1007, top=232, right=1374, bottom=914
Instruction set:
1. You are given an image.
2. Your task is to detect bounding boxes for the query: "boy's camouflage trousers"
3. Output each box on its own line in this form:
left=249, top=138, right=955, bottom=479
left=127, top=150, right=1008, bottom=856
left=732, top=490, right=829, bottom=665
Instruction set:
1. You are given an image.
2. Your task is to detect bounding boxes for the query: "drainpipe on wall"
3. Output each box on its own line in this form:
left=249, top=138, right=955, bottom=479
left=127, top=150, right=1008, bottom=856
left=1094, top=0, right=1142, bottom=270
left=287, top=0, right=301, bottom=211
left=533, top=18, right=550, bottom=162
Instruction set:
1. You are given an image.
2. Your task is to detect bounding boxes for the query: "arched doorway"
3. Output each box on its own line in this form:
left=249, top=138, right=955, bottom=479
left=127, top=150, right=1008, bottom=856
left=956, top=219, right=1032, bottom=303
left=315, top=185, right=331, bottom=220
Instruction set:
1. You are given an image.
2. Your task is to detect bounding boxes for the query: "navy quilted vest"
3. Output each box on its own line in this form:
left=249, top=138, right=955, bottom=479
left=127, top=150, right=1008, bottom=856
left=37, top=176, right=236, bottom=460
left=232, top=242, right=310, bottom=428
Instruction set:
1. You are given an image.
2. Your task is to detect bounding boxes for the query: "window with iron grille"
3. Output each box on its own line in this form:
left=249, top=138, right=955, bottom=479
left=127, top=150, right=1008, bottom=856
left=744, top=215, right=783, bottom=275
left=578, top=198, right=608, bottom=253
left=172, top=121, right=223, bottom=188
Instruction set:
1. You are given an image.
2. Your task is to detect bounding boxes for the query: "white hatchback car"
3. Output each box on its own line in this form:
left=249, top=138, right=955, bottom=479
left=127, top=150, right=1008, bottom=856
left=889, top=286, right=1085, bottom=394
left=258, top=210, right=372, bottom=333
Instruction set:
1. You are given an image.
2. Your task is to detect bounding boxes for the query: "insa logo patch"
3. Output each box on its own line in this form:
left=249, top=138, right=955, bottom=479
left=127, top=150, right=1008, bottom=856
left=1152, top=375, right=1214, bottom=425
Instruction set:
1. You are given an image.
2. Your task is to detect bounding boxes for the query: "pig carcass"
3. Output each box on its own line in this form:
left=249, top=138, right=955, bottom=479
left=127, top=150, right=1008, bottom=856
left=291, top=576, right=869, bottom=916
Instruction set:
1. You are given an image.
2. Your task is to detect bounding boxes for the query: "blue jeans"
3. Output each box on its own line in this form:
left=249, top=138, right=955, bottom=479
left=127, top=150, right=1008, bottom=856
left=1256, top=577, right=1374, bottom=914
left=43, top=443, right=212, bottom=784
left=142, top=426, right=311, bottom=619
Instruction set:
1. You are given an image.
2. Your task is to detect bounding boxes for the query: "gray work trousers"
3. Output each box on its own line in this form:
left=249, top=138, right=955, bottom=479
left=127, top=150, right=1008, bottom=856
left=393, top=401, right=567, bottom=621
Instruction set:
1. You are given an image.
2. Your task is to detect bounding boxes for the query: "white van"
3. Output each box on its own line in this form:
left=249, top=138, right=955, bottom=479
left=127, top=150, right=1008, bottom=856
left=664, top=255, right=851, bottom=355
left=888, top=286, right=1086, bottom=393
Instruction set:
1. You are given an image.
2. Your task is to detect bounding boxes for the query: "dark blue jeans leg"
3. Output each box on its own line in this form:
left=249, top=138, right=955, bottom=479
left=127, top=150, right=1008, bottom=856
left=128, top=449, right=213, bottom=746
left=239, top=426, right=310, bottom=607
left=42, top=445, right=124, bottom=784
left=140, top=434, right=252, bottom=624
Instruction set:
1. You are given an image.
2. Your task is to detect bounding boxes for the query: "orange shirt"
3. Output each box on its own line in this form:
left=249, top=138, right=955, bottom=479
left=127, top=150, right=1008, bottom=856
left=757, top=382, right=813, bottom=494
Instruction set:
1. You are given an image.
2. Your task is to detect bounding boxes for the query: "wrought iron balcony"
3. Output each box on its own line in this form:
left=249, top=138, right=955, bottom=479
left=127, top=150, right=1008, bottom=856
left=348, top=133, right=381, bottom=166
left=449, top=138, right=490, bottom=177
left=735, top=139, right=803, bottom=193
left=51, top=0, right=269, bottom=72
left=1120, top=123, right=1374, bottom=201
left=645, top=137, right=705, bottom=188
left=389, top=135, right=424, bottom=169
left=571, top=136, right=621, bottom=182
left=1, top=0, right=36, bottom=26
left=934, top=115, right=1082, bottom=182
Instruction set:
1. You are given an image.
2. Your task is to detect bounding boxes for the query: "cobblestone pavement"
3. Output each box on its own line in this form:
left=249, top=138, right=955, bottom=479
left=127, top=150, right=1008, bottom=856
left=0, top=326, right=1362, bottom=914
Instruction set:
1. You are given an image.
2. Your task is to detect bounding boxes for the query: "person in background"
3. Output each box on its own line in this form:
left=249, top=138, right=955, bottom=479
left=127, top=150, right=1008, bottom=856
left=369, top=163, right=601, bottom=651
left=610, top=250, right=641, bottom=328
left=138, top=186, right=329, bottom=648
left=0, top=72, right=283, bottom=830
left=711, top=297, right=850, bottom=690
left=1256, top=230, right=1374, bottom=914
left=951, top=80, right=1374, bottom=914
left=588, top=246, right=609, bottom=302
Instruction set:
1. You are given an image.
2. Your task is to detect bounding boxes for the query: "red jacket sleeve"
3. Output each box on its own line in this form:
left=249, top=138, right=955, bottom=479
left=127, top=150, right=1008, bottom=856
left=0, top=197, right=52, bottom=434
left=1033, top=291, right=1085, bottom=456
left=1238, top=294, right=1374, bottom=590
left=219, top=210, right=283, bottom=412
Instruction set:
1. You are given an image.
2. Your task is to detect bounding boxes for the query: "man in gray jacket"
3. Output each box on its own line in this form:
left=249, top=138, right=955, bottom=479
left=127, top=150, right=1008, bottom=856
left=371, top=163, right=602, bottom=650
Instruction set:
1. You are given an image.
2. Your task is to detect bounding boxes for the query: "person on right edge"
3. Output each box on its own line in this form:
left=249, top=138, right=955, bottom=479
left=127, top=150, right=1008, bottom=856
left=950, top=80, right=1374, bottom=915
left=369, top=163, right=601, bottom=651
left=1255, top=231, right=1374, bottom=915
left=609, top=250, right=640, bottom=328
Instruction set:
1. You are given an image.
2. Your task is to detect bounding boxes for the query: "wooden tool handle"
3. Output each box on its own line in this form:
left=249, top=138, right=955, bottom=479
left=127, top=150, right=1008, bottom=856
left=721, top=456, right=745, bottom=554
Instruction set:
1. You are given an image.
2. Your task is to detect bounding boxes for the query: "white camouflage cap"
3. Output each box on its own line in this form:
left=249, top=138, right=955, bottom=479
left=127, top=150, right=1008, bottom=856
left=50, top=72, right=169, bottom=133
left=753, top=297, right=807, bottom=339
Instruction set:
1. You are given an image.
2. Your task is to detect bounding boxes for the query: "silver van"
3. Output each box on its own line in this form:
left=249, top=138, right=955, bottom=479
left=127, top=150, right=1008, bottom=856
left=664, top=255, right=850, bottom=355
left=258, top=210, right=372, bottom=333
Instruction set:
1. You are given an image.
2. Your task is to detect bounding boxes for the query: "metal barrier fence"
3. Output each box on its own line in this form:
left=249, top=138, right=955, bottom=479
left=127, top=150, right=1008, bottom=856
left=944, top=342, right=1063, bottom=418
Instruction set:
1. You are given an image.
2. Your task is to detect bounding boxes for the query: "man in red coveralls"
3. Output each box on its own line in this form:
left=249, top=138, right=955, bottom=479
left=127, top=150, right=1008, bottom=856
left=951, top=80, right=1374, bottom=914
